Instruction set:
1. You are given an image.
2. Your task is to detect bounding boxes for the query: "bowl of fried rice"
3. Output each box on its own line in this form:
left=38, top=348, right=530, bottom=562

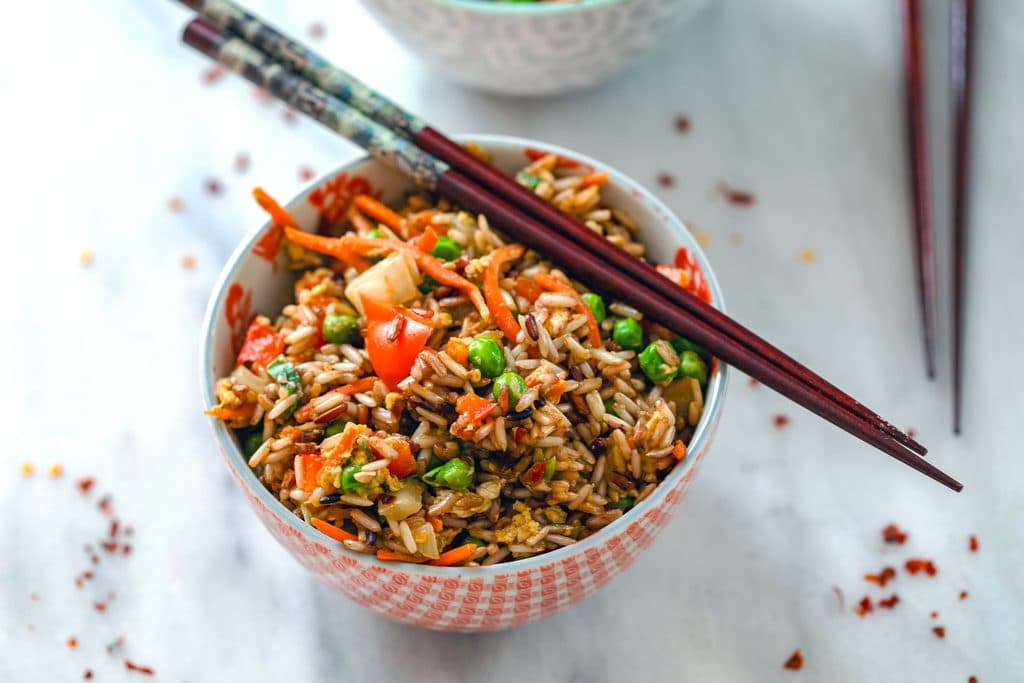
left=201, top=134, right=727, bottom=631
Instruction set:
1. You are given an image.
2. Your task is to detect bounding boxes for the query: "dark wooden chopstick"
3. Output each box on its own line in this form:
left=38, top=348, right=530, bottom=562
left=179, top=18, right=961, bottom=491
left=951, top=0, right=975, bottom=434
left=901, top=0, right=939, bottom=380
left=175, top=0, right=927, bottom=458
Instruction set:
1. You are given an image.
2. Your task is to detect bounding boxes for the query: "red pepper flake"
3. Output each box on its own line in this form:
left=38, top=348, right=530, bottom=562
left=122, top=544, right=133, bottom=555
left=98, top=495, right=113, bottom=516
left=959, top=589, right=969, bottom=600
left=864, top=566, right=897, bottom=587
left=67, top=636, right=78, bottom=649
left=106, top=637, right=125, bottom=654
left=204, top=178, right=223, bottom=196
left=882, top=523, right=908, bottom=545
left=100, top=540, right=119, bottom=553
left=234, top=151, right=250, bottom=173
left=30, top=593, right=39, bottom=601
left=773, top=414, right=791, bottom=429
left=298, top=165, right=315, bottom=182
left=930, top=611, right=939, bottom=619
left=76, top=477, right=95, bottom=494
left=673, top=114, right=691, bottom=133
left=969, top=677, right=978, bottom=683
left=782, top=649, right=804, bottom=671
left=716, top=181, right=756, bottom=207
left=109, top=519, right=119, bottom=537
left=905, top=558, right=938, bottom=576
left=181, top=254, right=197, bottom=270
left=747, top=377, right=759, bottom=388
left=309, top=21, right=326, bottom=39
left=854, top=595, right=873, bottom=617
left=877, top=594, right=900, bottom=609
left=75, top=570, right=94, bottom=588
left=656, top=172, right=675, bottom=188
left=932, top=625, right=946, bottom=639
left=83, top=671, right=93, bottom=680
left=201, top=64, right=225, bottom=85
left=968, top=534, right=979, bottom=552
left=125, top=660, right=155, bottom=676
left=167, top=196, right=184, bottom=213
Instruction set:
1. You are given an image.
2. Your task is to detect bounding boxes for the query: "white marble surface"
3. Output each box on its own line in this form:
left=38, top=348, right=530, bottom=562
left=2, top=0, right=1022, bottom=680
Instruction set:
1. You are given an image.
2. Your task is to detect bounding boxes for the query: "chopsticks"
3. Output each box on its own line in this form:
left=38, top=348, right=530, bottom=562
left=951, top=0, right=975, bottom=434
left=177, top=9, right=960, bottom=491
left=901, top=0, right=939, bottom=380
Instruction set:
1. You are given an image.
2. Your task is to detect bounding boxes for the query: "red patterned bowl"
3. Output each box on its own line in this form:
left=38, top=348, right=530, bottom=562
left=200, top=134, right=728, bottom=632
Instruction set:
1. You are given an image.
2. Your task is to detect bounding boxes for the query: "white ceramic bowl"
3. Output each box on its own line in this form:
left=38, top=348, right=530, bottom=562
left=200, top=134, right=728, bottom=631
left=356, top=0, right=710, bottom=96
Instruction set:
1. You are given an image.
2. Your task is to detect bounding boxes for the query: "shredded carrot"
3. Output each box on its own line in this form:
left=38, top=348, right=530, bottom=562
left=311, top=517, right=357, bottom=543
left=514, top=277, right=542, bottom=304
left=418, top=226, right=439, bottom=254
left=456, top=393, right=498, bottom=423
left=204, top=403, right=256, bottom=421
left=253, top=187, right=299, bottom=228
left=428, top=543, right=476, bottom=567
left=376, top=550, right=425, bottom=563
left=672, top=440, right=687, bottom=460
left=425, top=514, right=444, bottom=533
left=283, top=226, right=373, bottom=271
left=445, top=338, right=469, bottom=366
left=483, top=245, right=525, bottom=342
left=547, top=379, right=569, bottom=403
left=534, top=272, right=602, bottom=347
left=579, top=171, right=608, bottom=188
left=409, top=210, right=443, bottom=232
left=353, top=195, right=404, bottom=233
left=327, top=423, right=367, bottom=463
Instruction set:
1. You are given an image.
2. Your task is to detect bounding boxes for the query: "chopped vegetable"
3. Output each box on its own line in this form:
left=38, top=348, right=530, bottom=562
left=516, top=172, right=541, bottom=191
left=338, top=464, right=366, bottom=494
left=581, top=292, right=606, bottom=324
left=468, top=336, right=506, bottom=378
left=423, top=458, right=473, bottom=491
left=579, top=171, right=609, bottom=188
left=455, top=393, right=498, bottom=423
left=678, top=350, right=708, bottom=385
left=514, top=276, right=542, bottom=303
left=445, top=338, right=469, bottom=366
left=322, top=313, right=360, bottom=345
left=243, top=432, right=264, bottom=456
left=353, top=194, right=404, bottom=233
left=670, top=336, right=706, bottom=358
left=379, top=480, right=423, bottom=521
left=363, top=298, right=434, bottom=389
left=430, top=235, right=462, bottom=261
left=428, top=543, right=476, bottom=567
left=297, top=451, right=326, bottom=492
left=534, top=272, right=602, bottom=347
left=639, top=341, right=679, bottom=384
left=387, top=439, right=418, bottom=478
left=266, top=356, right=301, bottom=409
left=310, top=517, right=357, bottom=543
left=612, top=496, right=635, bottom=510
left=376, top=550, right=424, bottom=563
left=283, top=226, right=372, bottom=271
left=483, top=244, right=525, bottom=342
left=204, top=403, right=256, bottom=421
left=343, top=251, right=422, bottom=315
left=543, top=456, right=557, bottom=481
left=492, top=371, right=527, bottom=404
left=417, top=226, right=439, bottom=253
left=324, top=422, right=346, bottom=437
left=612, top=317, right=643, bottom=350
left=236, top=318, right=285, bottom=368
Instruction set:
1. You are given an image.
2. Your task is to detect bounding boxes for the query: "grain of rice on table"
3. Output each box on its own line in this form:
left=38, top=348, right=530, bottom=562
left=206, top=154, right=713, bottom=566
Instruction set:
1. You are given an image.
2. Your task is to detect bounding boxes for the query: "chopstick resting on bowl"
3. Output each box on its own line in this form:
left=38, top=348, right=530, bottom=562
left=177, top=14, right=961, bottom=492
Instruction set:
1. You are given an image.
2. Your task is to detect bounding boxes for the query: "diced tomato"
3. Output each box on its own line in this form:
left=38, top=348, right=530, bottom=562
left=236, top=318, right=284, bottom=368
left=363, top=298, right=434, bottom=390
left=297, top=451, right=326, bottom=492
left=455, top=393, right=497, bottom=424
left=387, top=439, right=417, bottom=478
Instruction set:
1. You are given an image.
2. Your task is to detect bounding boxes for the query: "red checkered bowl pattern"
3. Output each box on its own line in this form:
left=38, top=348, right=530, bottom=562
left=201, top=135, right=729, bottom=632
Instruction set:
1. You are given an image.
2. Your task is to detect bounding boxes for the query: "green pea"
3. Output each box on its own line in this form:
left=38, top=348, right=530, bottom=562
left=670, top=336, right=706, bottom=358
left=543, top=456, right=557, bottom=482
left=423, top=458, right=474, bottom=491
left=580, top=292, right=606, bottom=325
left=639, top=341, right=679, bottom=385
left=492, top=372, right=527, bottom=403
left=339, top=464, right=366, bottom=494
left=461, top=533, right=487, bottom=547
left=324, top=421, right=346, bottom=437
left=430, top=236, right=462, bottom=261
left=516, top=172, right=541, bottom=191
left=612, top=496, right=635, bottom=510
left=243, top=432, right=263, bottom=457
left=678, top=350, right=708, bottom=386
left=322, top=313, right=360, bottom=345
left=419, top=275, right=440, bottom=294
left=365, top=228, right=382, bottom=239
left=612, top=317, right=643, bottom=350
left=468, top=336, right=505, bottom=378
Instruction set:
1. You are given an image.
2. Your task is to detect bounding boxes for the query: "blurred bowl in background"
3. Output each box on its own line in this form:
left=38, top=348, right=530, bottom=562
left=356, top=0, right=710, bottom=96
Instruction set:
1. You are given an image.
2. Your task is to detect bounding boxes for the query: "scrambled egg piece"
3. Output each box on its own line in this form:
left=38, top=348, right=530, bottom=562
left=542, top=506, right=567, bottom=524
left=495, top=502, right=541, bottom=544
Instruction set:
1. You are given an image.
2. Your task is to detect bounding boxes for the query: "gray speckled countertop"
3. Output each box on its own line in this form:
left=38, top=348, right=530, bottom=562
left=2, top=1, right=1022, bottom=680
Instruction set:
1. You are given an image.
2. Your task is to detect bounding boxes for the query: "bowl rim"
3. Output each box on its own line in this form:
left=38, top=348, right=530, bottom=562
left=200, top=133, right=728, bottom=577
left=422, top=0, right=633, bottom=16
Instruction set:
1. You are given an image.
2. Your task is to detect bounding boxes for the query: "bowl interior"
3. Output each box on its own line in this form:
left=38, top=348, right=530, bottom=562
left=201, top=134, right=727, bottom=575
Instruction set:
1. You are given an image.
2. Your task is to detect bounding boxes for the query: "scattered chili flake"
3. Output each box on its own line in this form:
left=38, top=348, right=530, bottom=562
left=94, top=601, right=107, bottom=613
left=773, top=414, right=791, bottom=429
left=969, top=677, right=978, bottom=683
left=76, top=477, right=95, bottom=493
left=932, top=625, right=945, bottom=639
left=832, top=585, right=845, bottom=611
left=968, top=534, right=979, bottom=552
left=930, top=611, right=939, bottom=619
left=125, top=660, right=155, bottom=676
left=882, top=523, right=908, bottom=545
left=201, top=64, right=225, bottom=85
left=67, top=636, right=78, bottom=649
left=20, top=461, right=34, bottom=477
left=75, top=570, right=94, bottom=588
left=98, top=495, right=113, bottom=516
left=716, top=181, right=756, bottom=207
left=854, top=595, right=873, bottom=617
left=204, top=178, right=223, bottom=196
left=656, top=172, right=675, bottom=188
left=298, top=165, right=315, bottom=182
left=747, top=377, right=759, bottom=388
left=106, top=637, right=125, bottom=654
left=167, top=195, right=184, bottom=213
left=234, top=150, right=250, bottom=173
left=100, top=540, right=119, bottom=553
left=959, top=590, right=969, bottom=600
left=78, top=250, right=95, bottom=268
left=878, top=594, right=900, bottom=609
left=782, top=649, right=804, bottom=671
left=799, top=248, right=816, bottom=264
left=122, top=544, right=133, bottom=555
left=30, top=593, right=39, bottom=601
left=309, top=21, right=326, bottom=39
left=864, top=566, right=897, bottom=587
left=84, top=671, right=93, bottom=680
left=905, top=558, right=938, bottom=576
left=47, top=462, right=64, bottom=478
left=673, top=114, right=691, bottom=133
left=181, top=254, right=197, bottom=270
